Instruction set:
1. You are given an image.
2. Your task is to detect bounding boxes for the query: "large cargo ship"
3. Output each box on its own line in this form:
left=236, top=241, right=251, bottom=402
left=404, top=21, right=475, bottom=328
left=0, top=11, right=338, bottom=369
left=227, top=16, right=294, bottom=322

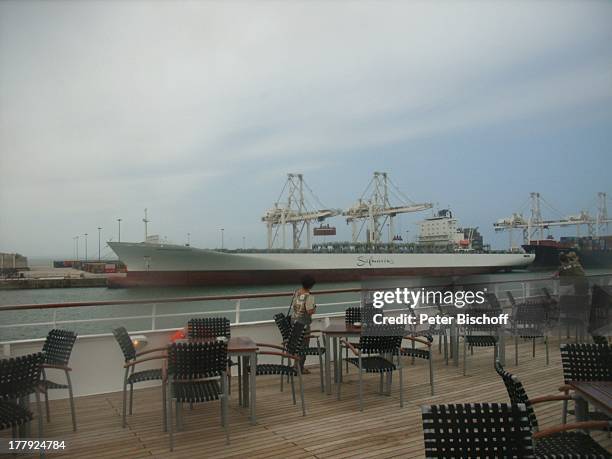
left=107, top=241, right=535, bottom=287
left=107, top=173, right=534, bottom=287
left=522, top=236, right=612, bottom=269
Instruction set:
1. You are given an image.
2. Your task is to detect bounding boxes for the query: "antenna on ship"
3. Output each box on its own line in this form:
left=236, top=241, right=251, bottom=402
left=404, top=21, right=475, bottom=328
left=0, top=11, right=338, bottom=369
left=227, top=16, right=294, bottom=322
left=262, top=174, right=341, bottom=250
left=143, top=208, right=149, bottom=242
left=343, top=172, right=432, bottom=244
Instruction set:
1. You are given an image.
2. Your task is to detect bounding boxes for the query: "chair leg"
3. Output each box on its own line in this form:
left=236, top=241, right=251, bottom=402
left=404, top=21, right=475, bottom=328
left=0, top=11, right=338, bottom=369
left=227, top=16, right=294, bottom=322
left=379, top=373, right=384, bottom=395
left=515, top=335, right=519, bottom=366
left=129, top=383, right=134, bottom=415
left=545, top=336, right=549, bottom=365
left=122, top=378, right=128, bottom=428
left=463, top=337, right=467, bottom=376
left=318, top=350, right=324, bottom=393
left=562, top=399, right=568, bottom=424
left=532, top=337, right=536, bottom=358
left=162, top=379, right=167, bottom=432
left=358, top=365, right=363, bottom=412
left=443, top=333, right=448, bottom=365
left=44, top=387, right=50, bottom=422
left=429, top=353, right=434, bottom=396
left=298, top=370, right=306, bottom=416
left=280, top=356, right=284, bottom=392
left=345, top=346, right=349, bottom=374
left=168, top=388, right=174, bottom=452
left=35, top=390, right=43, bottom=437
left=336, top=362, right=342, bottom=400
left=66, top=371, right=77, bottom=432
left=290, top=373, right=296, bottom=405
left=237, top=358, right=243, bottom=406
left=399, top=366, right=404, bottom=408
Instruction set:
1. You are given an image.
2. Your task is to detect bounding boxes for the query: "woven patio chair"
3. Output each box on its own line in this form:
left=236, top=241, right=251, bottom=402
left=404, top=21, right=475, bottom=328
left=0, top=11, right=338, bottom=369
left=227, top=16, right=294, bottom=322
left=274, top=313, right=325, bottom=392
left=0, top=353, right=44, bottom=439
left=559, top=342, right=612, bottom=424
left=507, top=292, right=549, bottom=365
left=166, top=340, right=229, bottom=451
left=339, top=324, right=404, bottom=411
left=112, top=327, right=167, bottom=429
left=495, top=360, right=611, bottom=458
left=252, top=320, right=307, bottom=416
left=38, top=329, right=78, bottom=431
left=421, top=402, right=535, bottom=458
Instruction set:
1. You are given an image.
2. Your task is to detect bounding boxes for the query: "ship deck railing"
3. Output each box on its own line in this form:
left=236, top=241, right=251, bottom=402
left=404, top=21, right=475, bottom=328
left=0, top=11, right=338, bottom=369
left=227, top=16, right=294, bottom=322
left=1, top=273, right=611, bottom=345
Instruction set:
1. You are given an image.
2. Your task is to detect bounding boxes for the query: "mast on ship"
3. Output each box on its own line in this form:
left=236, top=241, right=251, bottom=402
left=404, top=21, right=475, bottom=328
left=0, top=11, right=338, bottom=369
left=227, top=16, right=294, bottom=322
left=262, top=174, right=341, bottom=249
left=493, top=192, right=612, bottom=249
left=343, top=172, right=432, bottom=244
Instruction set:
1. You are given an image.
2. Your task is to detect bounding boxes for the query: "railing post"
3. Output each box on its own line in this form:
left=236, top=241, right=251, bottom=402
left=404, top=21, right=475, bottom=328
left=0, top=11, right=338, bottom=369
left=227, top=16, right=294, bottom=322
left=52, top=310, right=57, bottom=328
left=151, top=303, right=157, bottom=331
left=522, top=282, right=527, bottom=302
left=525, top=281, right=531, bottom=299
left=235, top=300, right=241, bottom=324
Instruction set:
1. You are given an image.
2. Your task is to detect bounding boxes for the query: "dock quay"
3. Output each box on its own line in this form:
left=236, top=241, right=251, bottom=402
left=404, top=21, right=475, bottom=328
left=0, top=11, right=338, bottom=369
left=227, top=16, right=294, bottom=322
left=0, top=266, right=115, bottom=290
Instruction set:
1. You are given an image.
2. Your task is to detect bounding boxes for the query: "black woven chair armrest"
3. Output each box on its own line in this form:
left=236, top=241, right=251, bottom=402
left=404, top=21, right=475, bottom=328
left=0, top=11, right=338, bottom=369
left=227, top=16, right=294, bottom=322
left=136, top=346, right=168, bottom=357
left=42, top=363, right=72, bottom=371
left=530, top=394, right=574, bottom=405
left=339, top=339, right=360, bottom=356
left=255, top=342, right=284, bottom=351
left=124, top=354, right=167, bottom=368
left=403, top=336, right=431, bottom=347
left=534, top=420, right=612, bottom=438
left=257, top=350, right=301, bottom=362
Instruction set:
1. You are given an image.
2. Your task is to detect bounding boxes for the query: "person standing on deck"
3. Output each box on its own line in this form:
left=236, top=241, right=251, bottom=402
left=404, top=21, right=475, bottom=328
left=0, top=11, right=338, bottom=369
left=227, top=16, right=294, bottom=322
left=291, top=275, right=317, bottom=374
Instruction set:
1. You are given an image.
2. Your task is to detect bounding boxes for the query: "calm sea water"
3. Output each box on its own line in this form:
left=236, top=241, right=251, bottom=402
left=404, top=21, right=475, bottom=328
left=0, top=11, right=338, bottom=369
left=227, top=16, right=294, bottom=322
left=4, top=267, right=604, bottom=342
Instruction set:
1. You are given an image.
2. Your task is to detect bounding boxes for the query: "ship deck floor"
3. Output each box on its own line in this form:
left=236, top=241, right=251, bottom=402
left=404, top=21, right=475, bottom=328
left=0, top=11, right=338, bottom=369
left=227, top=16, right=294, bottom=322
left=4, top=338, right=612, bottom=458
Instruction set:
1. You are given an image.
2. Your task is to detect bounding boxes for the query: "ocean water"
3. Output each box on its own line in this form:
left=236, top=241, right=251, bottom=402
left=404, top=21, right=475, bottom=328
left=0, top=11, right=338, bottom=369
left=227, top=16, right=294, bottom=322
left=4, top=267, right=607, bottom=342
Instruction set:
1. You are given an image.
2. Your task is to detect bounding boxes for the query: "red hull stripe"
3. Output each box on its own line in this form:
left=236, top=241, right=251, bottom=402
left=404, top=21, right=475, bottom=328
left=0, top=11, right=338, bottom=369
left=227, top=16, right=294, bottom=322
left=107, top=267, right=502, bottom=288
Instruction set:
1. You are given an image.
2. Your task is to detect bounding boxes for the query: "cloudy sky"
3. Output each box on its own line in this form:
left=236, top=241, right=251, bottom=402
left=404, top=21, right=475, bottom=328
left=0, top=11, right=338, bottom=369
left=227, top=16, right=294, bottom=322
left=1, top=1, right=611, bottom=258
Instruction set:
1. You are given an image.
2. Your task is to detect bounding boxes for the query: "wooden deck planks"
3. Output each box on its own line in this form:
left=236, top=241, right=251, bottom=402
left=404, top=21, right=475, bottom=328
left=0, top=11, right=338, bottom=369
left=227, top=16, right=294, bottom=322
left=2, top=338, right=611, bottom=458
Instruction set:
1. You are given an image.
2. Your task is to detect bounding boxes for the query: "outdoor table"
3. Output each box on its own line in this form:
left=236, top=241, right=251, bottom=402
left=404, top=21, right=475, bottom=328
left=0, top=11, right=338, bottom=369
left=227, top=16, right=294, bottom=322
left=178, top=336, right=258, bottom=424
left=322, top=324, right=362, bottom=395
left=228, top=336, right=258, bottom=425
left=567, top=381, right=612, bottom=422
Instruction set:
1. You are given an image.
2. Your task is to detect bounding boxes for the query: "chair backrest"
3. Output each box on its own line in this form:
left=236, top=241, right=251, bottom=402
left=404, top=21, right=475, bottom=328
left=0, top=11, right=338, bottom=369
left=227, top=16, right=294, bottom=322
left=42, top=329, right=77, bottom=366
left=187, top=317, right=231, bottom=340
left=485, top=292, right=503, bottom=311
left=274, top=313, right=292, bottom=342
left=506, top=291, right=517, bottom=306
left=167, top=341, right=228, bottom=379
left=421, top=403, right=534, bottom=459
left=560, top=343, right=612, bottom=383
left=113, top=326, right=136, bottom=362
left=589, top=285, right=611, bottom=336
left=345, top=307, right=362, bottom=325
left=359, top=324, right=404, bottom=355
left=0, top=352, right=44, bottom=399
left=285, top=320, right=306, bottom=357
left=494, top=361, right=538, bottom=431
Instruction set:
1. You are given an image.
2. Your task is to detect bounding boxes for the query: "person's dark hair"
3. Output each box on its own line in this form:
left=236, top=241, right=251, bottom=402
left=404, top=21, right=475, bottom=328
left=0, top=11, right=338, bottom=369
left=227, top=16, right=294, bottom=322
left=301, top=275, right=316, bottom=290
left=559, top=252, right=569, bottom=264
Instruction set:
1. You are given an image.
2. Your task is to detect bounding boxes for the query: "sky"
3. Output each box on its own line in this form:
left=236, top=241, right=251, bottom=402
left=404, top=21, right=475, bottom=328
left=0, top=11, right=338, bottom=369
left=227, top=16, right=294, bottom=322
left=1, top=0, right=611, bottom=258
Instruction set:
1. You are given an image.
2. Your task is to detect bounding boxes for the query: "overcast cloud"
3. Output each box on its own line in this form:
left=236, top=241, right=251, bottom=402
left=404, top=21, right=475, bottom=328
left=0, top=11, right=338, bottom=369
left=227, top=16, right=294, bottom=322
left=1, top=1, right=611, bottom=257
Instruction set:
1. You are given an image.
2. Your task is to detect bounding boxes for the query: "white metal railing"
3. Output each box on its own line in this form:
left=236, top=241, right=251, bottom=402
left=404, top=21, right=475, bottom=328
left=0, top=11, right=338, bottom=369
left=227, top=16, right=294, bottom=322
left=1, top=273, right=610, bottom=343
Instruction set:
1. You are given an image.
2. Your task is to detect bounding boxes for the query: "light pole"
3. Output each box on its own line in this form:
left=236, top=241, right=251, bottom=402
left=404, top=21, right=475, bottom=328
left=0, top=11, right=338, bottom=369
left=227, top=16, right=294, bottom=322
left=74, top=236, right=79, bottom=260
left=117, top=218, right=122, bottom=242
left=187, top=232, right=190, bottom=247
left=84, top=233, right=88, bottom=261
left=242, top=236, right=246, bottom=250
left=220, top=228, right=225, bottom=250
left=98, top=227, right=102, bottom=261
